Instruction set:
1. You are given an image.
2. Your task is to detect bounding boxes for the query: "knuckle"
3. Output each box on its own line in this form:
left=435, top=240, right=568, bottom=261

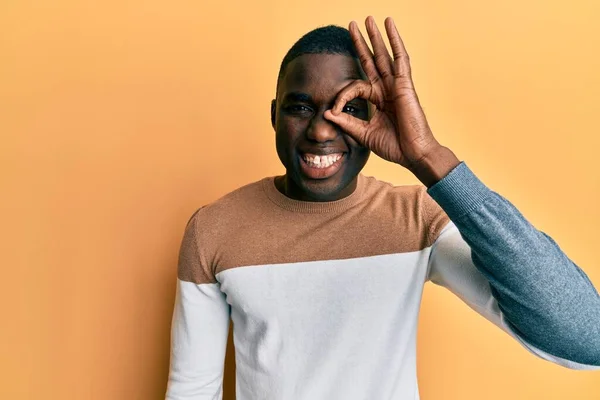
left=359, top=54, right=372, bottom=65
left=380, top=69, right=392, bottom=79
left=374, top=53, right=390, bottom=63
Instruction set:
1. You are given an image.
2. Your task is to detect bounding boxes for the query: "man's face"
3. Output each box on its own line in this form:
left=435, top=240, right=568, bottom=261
left=272, top=53, right=371, bottom=202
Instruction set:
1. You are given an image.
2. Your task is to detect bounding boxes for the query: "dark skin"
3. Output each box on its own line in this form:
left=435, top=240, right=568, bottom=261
left=272, top=16, right=461, bottom=202
left=271, top=54, right=372, bottom=202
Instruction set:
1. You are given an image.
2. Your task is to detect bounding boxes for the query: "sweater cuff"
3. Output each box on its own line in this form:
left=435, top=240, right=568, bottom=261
left=426, top=161, right=493, bottom=221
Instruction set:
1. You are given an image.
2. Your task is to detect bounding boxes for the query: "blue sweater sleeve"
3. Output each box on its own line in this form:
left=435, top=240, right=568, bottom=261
left=427, top=162, right=600, bottom=366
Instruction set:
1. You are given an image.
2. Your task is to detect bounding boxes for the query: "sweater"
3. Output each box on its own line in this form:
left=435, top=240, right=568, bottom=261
left=165, top=162, right=600, bottom=400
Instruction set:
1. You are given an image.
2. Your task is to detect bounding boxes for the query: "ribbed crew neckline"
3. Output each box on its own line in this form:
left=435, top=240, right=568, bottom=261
left=262, top=174, right=366, bottom=213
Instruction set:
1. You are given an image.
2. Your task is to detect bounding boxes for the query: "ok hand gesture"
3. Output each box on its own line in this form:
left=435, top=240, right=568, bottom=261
left=324, top=16, right=459, bottom=186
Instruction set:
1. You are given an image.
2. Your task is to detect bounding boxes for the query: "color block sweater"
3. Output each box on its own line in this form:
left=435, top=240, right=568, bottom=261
left=165, top=162, right=600, bottom=400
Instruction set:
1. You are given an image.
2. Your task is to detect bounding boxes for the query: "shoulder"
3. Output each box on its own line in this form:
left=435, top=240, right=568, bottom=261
left=187, top=177, right=271, bottom=226
left=177, top=177, right=273, bottom=282
left=360, top=173, right=426, bottom=206
left=359, top=174, right=450, bottom=245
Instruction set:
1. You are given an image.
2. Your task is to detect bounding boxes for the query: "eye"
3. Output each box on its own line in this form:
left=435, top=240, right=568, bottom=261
left=343, top=105, right=359, bottom=115
left=285, top=105, right=312, bottom=114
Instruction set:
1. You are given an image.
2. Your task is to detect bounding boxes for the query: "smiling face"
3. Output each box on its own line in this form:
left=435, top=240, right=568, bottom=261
left=272, top=53, right=371, bottom=202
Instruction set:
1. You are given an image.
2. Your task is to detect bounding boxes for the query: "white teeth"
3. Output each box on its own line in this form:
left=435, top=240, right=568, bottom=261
left=302, top=153, right=343, bottom=168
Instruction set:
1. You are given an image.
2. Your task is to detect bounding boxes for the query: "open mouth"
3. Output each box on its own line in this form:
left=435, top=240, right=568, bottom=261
left=299, top=152, right=346, bottom=179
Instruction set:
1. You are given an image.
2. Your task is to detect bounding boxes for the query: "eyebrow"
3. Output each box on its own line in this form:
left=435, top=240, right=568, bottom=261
left=281, top=92, right=312, bottom=103
left=281, top=78, right=368, bottom=106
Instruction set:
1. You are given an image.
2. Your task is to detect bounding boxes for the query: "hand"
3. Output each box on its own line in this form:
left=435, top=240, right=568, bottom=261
left=324, top=16, right=459, bottom=185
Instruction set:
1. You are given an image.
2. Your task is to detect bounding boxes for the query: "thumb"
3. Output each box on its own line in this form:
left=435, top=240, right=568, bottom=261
left=323, top=109, right=369, bottom=146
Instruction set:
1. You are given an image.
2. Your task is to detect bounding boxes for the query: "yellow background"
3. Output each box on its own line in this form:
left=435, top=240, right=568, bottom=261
left=2, top=0, right=599, bottom=399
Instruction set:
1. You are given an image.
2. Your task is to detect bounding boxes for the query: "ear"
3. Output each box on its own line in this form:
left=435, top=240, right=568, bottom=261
left=270, top=99, right=276, bottom=129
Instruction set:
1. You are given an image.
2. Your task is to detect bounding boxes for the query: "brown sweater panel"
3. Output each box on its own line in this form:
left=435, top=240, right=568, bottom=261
left=177, top=174, right=450, bottom=284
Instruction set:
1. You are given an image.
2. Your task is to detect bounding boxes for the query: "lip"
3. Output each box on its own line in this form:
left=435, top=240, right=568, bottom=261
left=298, top=149, right=346, bottom=156
left=298, top=152, right=346, bottom=180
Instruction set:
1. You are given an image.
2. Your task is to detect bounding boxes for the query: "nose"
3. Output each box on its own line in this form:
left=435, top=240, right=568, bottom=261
left=306, top=113, right=338, bottom=142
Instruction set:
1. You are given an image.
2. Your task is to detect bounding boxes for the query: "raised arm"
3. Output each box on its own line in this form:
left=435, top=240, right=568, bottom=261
left=319, top=15, right=599, bottom=368
left=166, top=210, right=231, bottom=399
left=425, top=163, right=600, bottom=368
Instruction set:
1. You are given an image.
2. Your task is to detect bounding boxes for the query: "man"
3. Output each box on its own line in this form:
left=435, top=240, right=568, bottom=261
left=165, top=16, right=600, bottom=400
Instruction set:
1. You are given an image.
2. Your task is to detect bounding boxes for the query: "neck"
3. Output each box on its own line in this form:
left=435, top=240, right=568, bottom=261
left=274, top=175, right=358, bottom=202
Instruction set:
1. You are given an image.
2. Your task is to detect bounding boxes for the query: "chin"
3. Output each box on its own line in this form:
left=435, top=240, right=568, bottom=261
left=282, top=151, right=368, bottom=201
left=296, top=174, right=354, bottom=202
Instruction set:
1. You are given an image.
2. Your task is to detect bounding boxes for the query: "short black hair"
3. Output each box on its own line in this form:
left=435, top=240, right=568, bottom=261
left=276, top=25, right=358, bottom=95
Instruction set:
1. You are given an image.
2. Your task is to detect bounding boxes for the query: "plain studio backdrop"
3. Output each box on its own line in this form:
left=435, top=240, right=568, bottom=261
left=1, top=1, right=599, bottom=399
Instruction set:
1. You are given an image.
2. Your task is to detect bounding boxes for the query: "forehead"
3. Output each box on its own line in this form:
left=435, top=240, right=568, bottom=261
left=278, top=53, right=365, bottom=100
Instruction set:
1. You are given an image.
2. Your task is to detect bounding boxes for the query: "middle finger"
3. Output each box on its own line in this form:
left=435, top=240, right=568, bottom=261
left=365, top=16, right=394, bottom=81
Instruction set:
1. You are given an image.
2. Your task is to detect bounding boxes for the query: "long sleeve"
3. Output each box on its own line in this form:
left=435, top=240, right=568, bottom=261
left=425, top=162, right=600, bottom=368
left=165, top=210, right=231, bottom=399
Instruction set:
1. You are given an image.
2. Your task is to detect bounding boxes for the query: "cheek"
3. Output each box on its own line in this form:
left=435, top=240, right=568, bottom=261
left=276, top=118, right=306, bottom=148
left=342, top=133, right=366, bottom=151
left=345, top=142, right=370, bottom=171
left=275, top=119, right=305, bottom=165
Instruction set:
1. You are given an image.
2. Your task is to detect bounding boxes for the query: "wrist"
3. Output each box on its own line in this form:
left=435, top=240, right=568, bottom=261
left=408, top=145, right=460, bottom=187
